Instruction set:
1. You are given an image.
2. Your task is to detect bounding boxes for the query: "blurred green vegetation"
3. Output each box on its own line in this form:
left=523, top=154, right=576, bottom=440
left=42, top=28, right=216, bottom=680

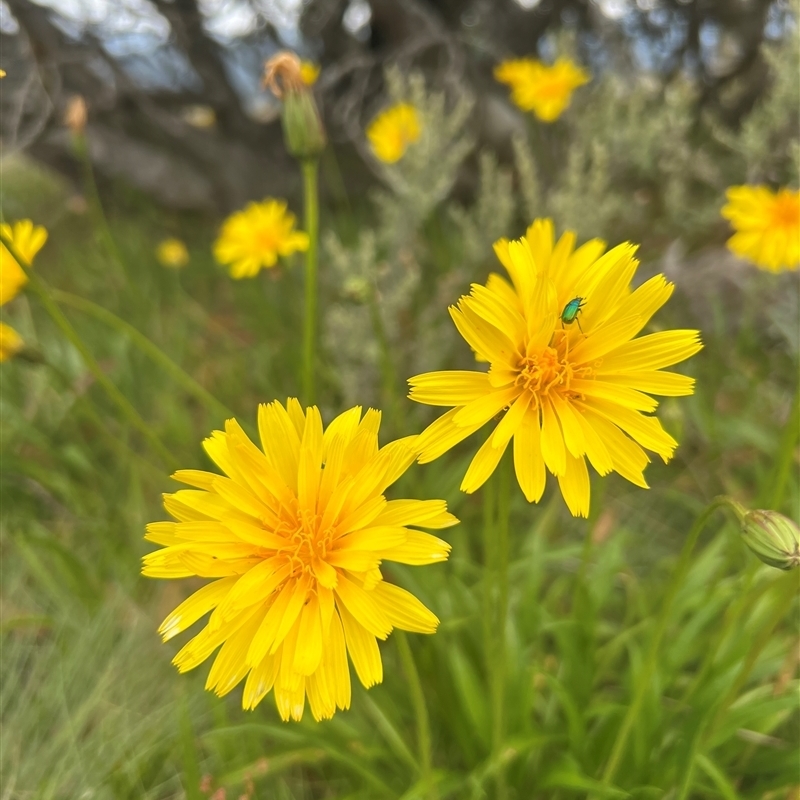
left=1, top=28, right=799, bottom=796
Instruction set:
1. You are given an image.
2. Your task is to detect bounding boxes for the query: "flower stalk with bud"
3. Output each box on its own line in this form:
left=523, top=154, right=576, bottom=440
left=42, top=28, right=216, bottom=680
left=264, top=52, right=326, bottom=405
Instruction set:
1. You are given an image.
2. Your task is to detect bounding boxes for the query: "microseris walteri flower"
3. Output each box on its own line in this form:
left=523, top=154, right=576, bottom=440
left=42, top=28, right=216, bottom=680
left=366, top=103, right=422, bottom=164
left=143, top=400, right=456, bottom=721
left=0, top=321, right=23, bottom=362
left=156, top=238, right=189, bottom=269
left=494, top=57, right=589, bottom=122
left=213, top=200, right=309, bottom=279
left=0, top=219, right=47, bottom=362
left=721, top=185, right=799, bottom=273
left=409, top=219, right=702, bottom=517
left=0, top=219, right=48, bottom=305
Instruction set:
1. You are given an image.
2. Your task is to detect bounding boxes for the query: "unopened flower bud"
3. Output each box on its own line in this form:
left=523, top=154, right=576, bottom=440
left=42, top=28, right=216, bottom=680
left=64, top=95, right=87, bottom=135
left=264, top=52, right=326, bottom=160
left=741, top=510, right=800, bottom=570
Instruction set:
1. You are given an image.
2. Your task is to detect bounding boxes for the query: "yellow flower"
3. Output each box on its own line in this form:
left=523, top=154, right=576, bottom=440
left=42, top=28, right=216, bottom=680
left=366, top=103, right=422, bottom=164
left=156, top=238, right=190, bottom=269
left=409, top=219, right=702, bottom=518
left=721, top=185, right=799, bottom=272
left=300, top=60, right=320, bottom=86
left=0, top=322, right=23, bottom=362
left=0, top=220, right=48, bottom=306
left=144, top=400, right=456, bottom=721
left=494, top=57, right=590, bottom=122
left=213, top=200, right=309, bottom=279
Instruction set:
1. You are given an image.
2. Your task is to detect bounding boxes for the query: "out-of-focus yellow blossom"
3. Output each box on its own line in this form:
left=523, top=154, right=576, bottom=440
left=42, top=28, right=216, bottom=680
left=721, top=185, right=800, bottom=272
left=156, top=238, right=190, bottom=269
left=213, top=200, right=309, bottom=279
left=144, top=400, right=456, bottom=720
left=300, top=61, right=320, bottom=86
left=0, top=220, right=48, bottom=305
left=0, top=322, right=23, bottom=362
left=366, top=103, right=422, bottom=164
left=409, top=219, right=702, bottom=518
left=181, top=105, right=216, bottom=128
left=494, top=57, right=590, bottom=122
left=0, top=70, right=6, bottom=78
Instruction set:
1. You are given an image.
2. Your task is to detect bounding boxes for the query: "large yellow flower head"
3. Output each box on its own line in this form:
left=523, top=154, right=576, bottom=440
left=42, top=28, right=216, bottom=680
left=410, top=219, right=702, bottom=517
left=494, top=57, right=589, bottom=122
left=366, top=103, right=422, bottom=164
left=721, top=185, right=799, bottom=273
left=213, top=199, right=309, bottom=279
left=144, top=400, right=456, bottom=721
left=0, top=219, right=48, bottom=305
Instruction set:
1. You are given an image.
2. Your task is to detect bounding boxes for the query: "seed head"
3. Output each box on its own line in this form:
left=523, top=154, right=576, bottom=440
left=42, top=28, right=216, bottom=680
left=264, top=52, right=326, bottom=160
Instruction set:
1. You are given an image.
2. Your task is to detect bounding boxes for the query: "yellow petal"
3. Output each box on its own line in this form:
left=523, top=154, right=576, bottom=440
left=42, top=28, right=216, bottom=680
left=335, top=574, right=392, bottom=638
left=540, top=398, right=566, bottom=476
left=372, top=582, right=439, bottom=634
left=557, top=453, right=590, bottom=518
left=513, top=407, right=546, bottom=503
left=158, top=576, right=238, bottom=641
left=339, top=604, right=383, bottom=688
left=408, top=370, right=492, bottom=406
left=379, top=530, right=451, bottom=565
left=416, top=407, right=488, bottom=463
left=461, top=433, right=509, bottom=494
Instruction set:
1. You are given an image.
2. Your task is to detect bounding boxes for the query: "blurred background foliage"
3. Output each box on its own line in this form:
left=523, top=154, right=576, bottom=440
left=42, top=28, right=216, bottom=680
left=1, top=0, right=799, bottom=798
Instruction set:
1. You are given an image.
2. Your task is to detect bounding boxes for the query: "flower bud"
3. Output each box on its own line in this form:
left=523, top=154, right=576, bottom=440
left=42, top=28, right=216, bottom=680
left=264, top=52, right=326, bottom=161
left=64, top=95, right=87, bottom=135
left=741, top=510, right=800, bottom=570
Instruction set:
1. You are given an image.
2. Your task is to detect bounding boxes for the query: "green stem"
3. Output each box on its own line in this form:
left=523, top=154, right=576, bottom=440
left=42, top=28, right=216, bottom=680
left=74, top=133, right=130, bottom=282
left=0, top=231, right=177, bottom=469
left=51, top=289, right=236, bottom=423
left=395, top=631, right=435, bottom=798
left=601, top=496, right=729, bottom=784
left=489, top=455, right=512, bottom=800
left=765, top=383, right=800, bottom=510
left=301, top=159, right=319, bottom=406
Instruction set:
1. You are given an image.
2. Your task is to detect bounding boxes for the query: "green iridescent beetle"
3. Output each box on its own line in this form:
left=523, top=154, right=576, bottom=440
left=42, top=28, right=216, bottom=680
left=560, top=296, right=586, bottom=332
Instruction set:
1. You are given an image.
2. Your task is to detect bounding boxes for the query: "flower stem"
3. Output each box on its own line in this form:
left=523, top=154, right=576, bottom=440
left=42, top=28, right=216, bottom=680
left=0, top=231, right=177, bottom=470
left=301, top=159, right=319, bottom=406
left=395, top=630, right=435, bottom=798
left=765, top=382, right=800, bottom=509
left=73, top=133, right=130, bottom=283
left=483, top=455, right=512, bottom=799
left=601, top=496, right=729, bottom=785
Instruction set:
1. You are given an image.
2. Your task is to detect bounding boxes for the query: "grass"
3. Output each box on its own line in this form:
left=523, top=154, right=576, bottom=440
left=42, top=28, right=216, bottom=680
left=0, top=152, right=798, bottom=799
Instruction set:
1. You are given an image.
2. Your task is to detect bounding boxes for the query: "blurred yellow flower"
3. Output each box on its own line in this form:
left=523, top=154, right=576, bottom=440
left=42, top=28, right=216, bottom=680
left=366, top=103, right=422, bottom=164
left=181, top=105, right=216, bottom=128
left=213, top=199, right=309, bottom=279
left=156, top=238, right=190, bottom=269
left=144, top=400, right=455, bottom=721
left=0, top=219, right=48, bottom=305
left=494, top=57, right=589, bottom=122
left=0, top=322, right=23, bottom=362
left=0, top=70, right=6, bottom=78
left=721, top=185, right=799, bottom=272
left=300, top=60, right=320, bottom=86
left=409, top=219, right=702, bottom=517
